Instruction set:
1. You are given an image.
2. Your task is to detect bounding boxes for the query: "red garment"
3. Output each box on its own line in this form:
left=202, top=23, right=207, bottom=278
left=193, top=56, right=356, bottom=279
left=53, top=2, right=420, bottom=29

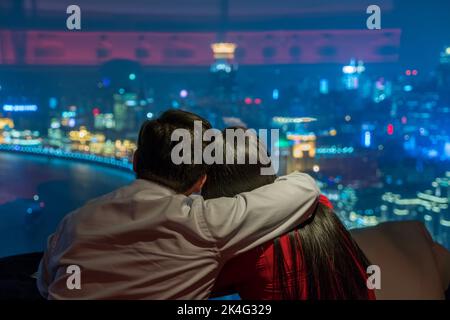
left=213, top=195, right=376, bottom=300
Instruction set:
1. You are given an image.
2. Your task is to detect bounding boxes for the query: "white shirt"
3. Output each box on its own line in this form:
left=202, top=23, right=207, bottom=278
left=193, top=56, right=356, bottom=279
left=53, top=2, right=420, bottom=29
left=37, top=172, right=319, bottom=299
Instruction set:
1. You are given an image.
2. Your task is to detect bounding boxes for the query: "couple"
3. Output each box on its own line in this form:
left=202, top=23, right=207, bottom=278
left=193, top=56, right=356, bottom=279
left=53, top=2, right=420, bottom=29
left=36, top=110, right=450, bottom=300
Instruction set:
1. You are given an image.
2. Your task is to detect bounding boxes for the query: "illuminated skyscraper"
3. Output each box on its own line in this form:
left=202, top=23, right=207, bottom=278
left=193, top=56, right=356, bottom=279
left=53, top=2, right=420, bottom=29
left=440, top=46, right=450, bottom=64
left=381, top=173, right=450, bottom=245
left=94, top=113, right=116, bottom=130
left=342, top=59, right=365, bottom=90
left=210, top=42, right=238, bottom=103
left=113, top=92, right=138, bottom=132
left=210, top=42, right=237, bottom=73
left=272, top=117, right=318, bottom=173
left=209, top=0, right=238, bottom=106
left=438, top=46, right=450, bottom=91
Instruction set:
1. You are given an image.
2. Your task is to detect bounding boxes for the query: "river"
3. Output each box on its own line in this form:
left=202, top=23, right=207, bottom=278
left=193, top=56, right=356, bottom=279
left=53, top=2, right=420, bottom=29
left=0, top=152, right=134, bottom=258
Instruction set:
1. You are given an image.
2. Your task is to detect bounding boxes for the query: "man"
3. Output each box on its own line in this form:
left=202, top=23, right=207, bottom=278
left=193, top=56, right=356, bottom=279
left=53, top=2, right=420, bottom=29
left=37, top=110, right=319, bottom=299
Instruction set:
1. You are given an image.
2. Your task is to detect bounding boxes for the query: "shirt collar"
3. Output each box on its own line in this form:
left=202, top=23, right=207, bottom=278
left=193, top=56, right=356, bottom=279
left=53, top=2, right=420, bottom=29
left=132, top=179, right=178, bottom=197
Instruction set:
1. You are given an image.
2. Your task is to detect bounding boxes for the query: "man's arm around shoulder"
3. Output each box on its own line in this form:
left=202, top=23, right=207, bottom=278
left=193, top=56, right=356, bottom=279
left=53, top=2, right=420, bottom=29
left=200, top=172, right=319, bottom=257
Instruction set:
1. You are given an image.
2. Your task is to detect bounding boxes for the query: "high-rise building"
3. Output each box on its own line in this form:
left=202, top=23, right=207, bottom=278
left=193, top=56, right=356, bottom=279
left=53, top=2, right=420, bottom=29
left=272, top=117, right=318, bottom=173
left=209, top=42, right=238, bottom=105
left=440, top=46, right=450, bottom=64
left=438, top=46, right=450, bottom=91
left=94, top=113, right=116, bottom=130
left=113, top=92, right=138, bottom=132
left=342, top=59, right=365, bottom=90
left=381, top=173, right=450, bottom=245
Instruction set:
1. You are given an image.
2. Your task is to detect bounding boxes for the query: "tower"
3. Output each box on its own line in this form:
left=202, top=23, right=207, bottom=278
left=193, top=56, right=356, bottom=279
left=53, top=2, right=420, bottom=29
left=209, top=0, right=238, bottom=108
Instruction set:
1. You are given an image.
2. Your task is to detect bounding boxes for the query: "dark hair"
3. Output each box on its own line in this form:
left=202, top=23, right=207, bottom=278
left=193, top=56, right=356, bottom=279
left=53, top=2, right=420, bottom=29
left=273, top=205, right=372, bottom=299
left=201, top=126, right=275, bottom=199
left=135, top=109, right=211, bottom=193
left=202, top=128, right=372, bottom=299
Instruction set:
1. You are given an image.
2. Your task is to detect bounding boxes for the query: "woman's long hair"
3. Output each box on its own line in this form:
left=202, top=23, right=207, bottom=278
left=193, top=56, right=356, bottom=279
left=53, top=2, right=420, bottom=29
left=272, top=203, right=373, bottom=299
left=202, top=128, right=373, bottom=299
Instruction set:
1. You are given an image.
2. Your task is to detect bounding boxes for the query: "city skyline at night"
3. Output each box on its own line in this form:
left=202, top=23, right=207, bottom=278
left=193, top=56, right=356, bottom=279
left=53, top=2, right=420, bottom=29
left=1, top=0, right=450, bottom=303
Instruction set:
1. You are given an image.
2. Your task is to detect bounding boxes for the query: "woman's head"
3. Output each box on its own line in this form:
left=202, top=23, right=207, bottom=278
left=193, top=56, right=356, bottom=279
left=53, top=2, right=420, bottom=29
left=201, top=127, right=276, bottom=199
left=202, top=127, right=373, bottom=300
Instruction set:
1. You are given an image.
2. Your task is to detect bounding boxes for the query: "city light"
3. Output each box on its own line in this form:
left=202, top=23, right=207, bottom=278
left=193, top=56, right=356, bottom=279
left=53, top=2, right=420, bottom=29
left=211, top=62, right=232, bottom=73
left=272, top=89, right=279, bottom=100
left=129, top=73, right=136, bottom=80
left=364, top=131, right=372, bottom=147
left=0, top=118, right=14, bottom=130
left=210, top=42, right=237, bottom=60
left=92, top=108, right=101, bottom=116
left=3, top=104, right=38, bottom=112
left=342, top=60, right=365, bottom=75
left=172, top=100, right=180, bottom=108
left=49, top=97, right=58, bottom=109
left=180, top=90, right=188, bottom=98
left=316, top=146, right=354, bottom=155
left=101, top=77, right=111, bottom=87
left=387, top=124, right=394, bottom=135
left=445, top=142, right=450, bottom=158
left=0, top=144, right=132, bottom=170
left=125, top=100, right=137, bottom=107
left=68, top=119, right=76, bottom=127
left=62, top=111, right=76, bottom=118
left=403, top=85, right=413, bottom=92
left=441, top=219, right=450, bottom=227
left=319, top=79, right=329, bottom=94
left=342, top=65, right=356, bottom=74
left=272, top=117, right=317, bottom=124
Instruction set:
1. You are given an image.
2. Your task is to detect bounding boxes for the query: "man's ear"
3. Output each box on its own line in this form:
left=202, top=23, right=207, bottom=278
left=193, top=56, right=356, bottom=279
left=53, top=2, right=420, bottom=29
left=189, top=174, right=207, bottom=195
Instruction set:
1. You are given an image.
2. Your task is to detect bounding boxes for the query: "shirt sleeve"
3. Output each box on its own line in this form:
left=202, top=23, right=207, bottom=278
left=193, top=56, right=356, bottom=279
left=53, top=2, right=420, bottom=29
left=36, top=213, right=72, bottom=299
left=200, top=172, right=320, bottom=257
left=36, top=233, right=55, bottom=299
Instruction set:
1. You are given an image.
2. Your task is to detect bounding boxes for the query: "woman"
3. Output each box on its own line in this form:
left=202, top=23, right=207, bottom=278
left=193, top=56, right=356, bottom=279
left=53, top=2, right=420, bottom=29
left=202, top=128, right=375, bottom=299
left=203, top=128, right=450, bottom=300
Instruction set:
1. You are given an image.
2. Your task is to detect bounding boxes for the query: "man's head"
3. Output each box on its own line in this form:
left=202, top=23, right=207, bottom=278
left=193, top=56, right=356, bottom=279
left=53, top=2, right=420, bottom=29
left=133, top=109, right=211, bottom=194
